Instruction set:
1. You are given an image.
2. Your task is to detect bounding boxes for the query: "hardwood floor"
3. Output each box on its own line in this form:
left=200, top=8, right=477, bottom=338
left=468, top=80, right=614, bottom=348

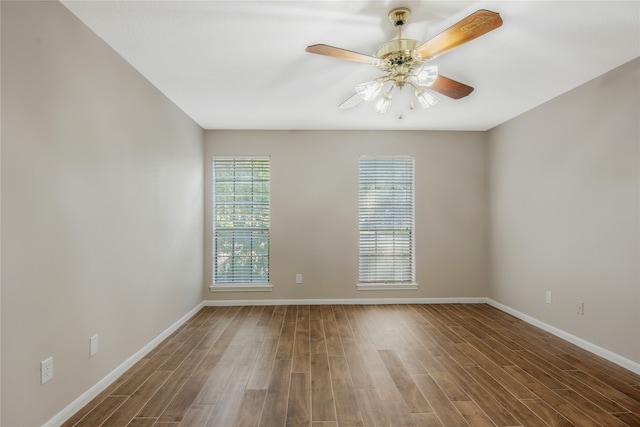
left=63, top=304, right=640, bottom=427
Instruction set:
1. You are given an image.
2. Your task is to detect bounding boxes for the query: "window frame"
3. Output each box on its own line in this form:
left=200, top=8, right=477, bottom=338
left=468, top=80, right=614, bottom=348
left=210, top=156, right=272, bottom=292
left=357, top=155, right=418, bottom=291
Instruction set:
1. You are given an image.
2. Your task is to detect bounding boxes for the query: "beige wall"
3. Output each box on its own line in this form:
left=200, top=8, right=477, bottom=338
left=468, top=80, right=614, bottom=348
left=488, top=58, right=640, bottom=364
left=203, top=130, right=490, bottom=302
left=1, top=2, right=204, bottom=426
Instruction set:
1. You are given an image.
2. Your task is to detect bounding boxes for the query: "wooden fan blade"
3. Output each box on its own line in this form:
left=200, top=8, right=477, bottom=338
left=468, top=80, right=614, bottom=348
left=306, top=44, right=381, bottom=66
left=429, top=75, right=474, bottom=99
left=415, top=9, right=502, bottom=61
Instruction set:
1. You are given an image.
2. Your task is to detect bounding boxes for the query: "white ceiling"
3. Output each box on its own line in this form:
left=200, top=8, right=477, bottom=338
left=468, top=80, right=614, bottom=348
left=61, top=1, right=639, bottom=131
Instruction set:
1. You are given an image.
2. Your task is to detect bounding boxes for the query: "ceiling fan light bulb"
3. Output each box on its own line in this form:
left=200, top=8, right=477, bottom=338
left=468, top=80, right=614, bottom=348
left=413, top=65, right=439, bottom=87
left=355, top=80, right=383, bottom=101
left=415, top=88, right=439, bottom=109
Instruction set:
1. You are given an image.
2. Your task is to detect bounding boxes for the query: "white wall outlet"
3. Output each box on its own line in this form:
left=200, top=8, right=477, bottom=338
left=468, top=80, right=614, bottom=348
left=545, top=291, right=552, bottom=304
left=41, top=357, right=53, bottom=384
left=577, top=301, right=584, bottom=315
left=90, top=334, right=99, bottom=357
left=295, top=274, right=302, bottom=284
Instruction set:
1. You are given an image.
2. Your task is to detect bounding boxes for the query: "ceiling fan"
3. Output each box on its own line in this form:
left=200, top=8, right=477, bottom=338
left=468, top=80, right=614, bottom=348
left=305, top=7, right=503, bottom=117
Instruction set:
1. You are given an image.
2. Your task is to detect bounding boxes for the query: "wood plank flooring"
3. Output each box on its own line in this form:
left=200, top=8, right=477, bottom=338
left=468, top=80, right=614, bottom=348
left=63, top=304, right=640, bottom=427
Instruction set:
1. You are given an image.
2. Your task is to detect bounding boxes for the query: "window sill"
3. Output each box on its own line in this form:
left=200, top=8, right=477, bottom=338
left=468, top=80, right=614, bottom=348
left=209, top=284, right=273, bottom=292
left=357, top=283, right=419, bottom=291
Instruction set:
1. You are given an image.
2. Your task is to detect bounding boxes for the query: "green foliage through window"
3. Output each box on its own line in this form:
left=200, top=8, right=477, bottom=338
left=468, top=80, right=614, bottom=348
left=213, top=158, right=270, bottom=284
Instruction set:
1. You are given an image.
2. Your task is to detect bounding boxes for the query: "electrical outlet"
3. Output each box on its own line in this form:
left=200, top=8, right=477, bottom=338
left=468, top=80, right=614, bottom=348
left=545, top=291, right=552, bottom=304
left=90, top=334, right=99, bottom=357
left=577, top=301, right=584, bottom=315
left=41, top=357, right=53, bottom=384
left=296, top=274, right=302, bottom=284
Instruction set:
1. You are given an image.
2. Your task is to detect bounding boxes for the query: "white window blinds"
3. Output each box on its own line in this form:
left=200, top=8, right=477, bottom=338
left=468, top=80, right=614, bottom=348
left=359, top=156, right=415, bottom=284
left=212, top=157, right=270, bottom=284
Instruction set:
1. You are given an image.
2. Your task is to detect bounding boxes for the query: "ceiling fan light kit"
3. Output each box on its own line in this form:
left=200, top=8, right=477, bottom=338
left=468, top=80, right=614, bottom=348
left=306, top=7, right=503, bottom=118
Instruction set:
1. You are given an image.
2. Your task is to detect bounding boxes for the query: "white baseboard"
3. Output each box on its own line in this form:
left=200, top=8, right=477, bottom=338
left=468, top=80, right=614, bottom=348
left=203, top=297, right=489, bottom=306
left=43, top=301, right=205, bottom=427
left=487, top=299, right=640, bottom=375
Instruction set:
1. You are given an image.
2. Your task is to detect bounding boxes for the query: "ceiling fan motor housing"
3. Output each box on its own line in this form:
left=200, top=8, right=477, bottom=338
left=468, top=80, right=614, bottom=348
left=376, top=39, right=423, bottom=87
left=375, top=39, right=419, bottom=63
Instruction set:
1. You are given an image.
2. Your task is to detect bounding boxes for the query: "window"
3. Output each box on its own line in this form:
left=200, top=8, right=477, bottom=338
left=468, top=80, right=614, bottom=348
left=358, top=156, right=416, bottom=290
left=212, top=157, right=270, bottom=290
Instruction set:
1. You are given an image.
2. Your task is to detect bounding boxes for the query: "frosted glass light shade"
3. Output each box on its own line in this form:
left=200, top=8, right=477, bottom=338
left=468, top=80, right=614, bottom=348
left=355, top=80, right=383, bottom=101
left=373, top=92, right=392, bottom=114
left=415, top=88, right=439, bottom=109
left=410, top=65, right=438, bottom=87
